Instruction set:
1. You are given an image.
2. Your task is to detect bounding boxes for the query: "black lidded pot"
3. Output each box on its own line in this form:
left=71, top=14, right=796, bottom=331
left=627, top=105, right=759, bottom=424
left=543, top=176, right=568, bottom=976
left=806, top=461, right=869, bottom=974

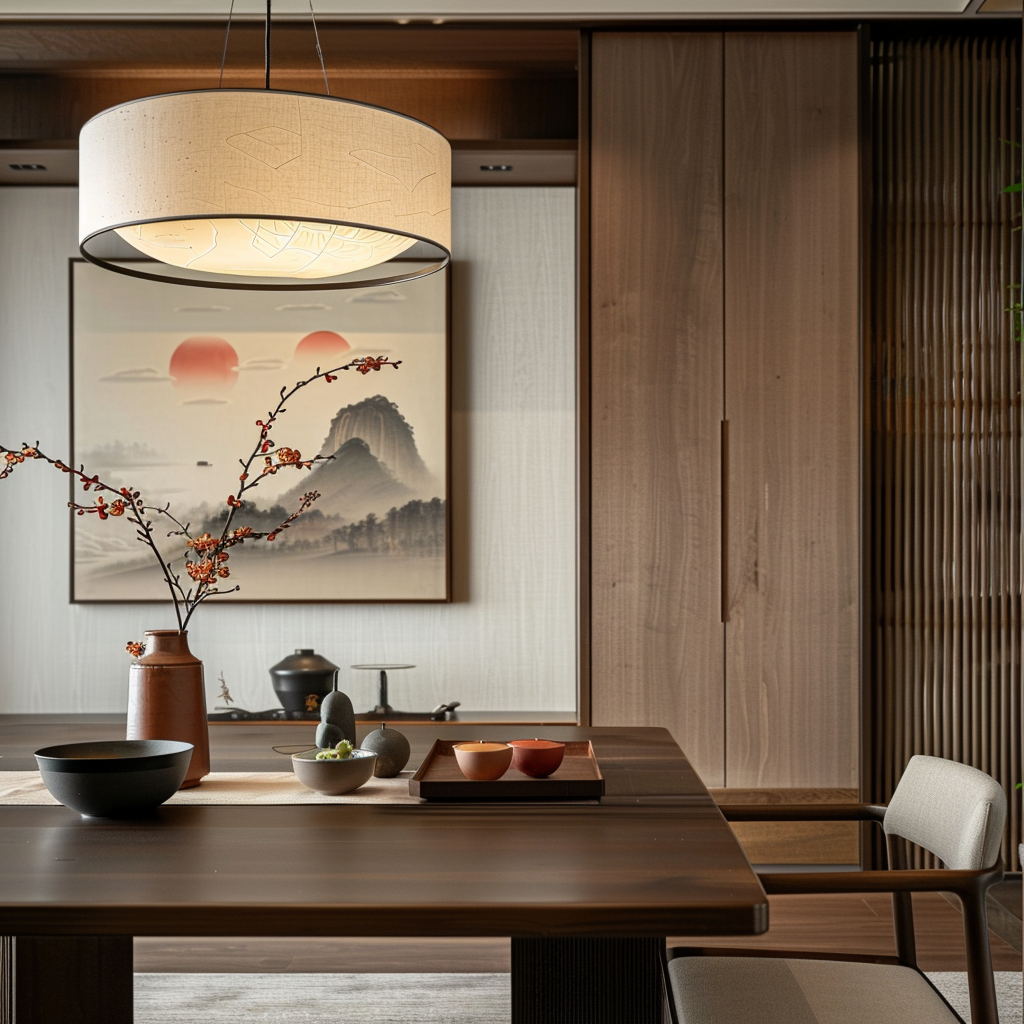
left=269, top=649, right=339, bottom=712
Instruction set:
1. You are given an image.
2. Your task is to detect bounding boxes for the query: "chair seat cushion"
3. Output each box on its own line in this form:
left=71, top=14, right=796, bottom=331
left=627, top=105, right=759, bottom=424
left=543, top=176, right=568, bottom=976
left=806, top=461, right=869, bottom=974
left=667, top=956, right=958, bottom=1024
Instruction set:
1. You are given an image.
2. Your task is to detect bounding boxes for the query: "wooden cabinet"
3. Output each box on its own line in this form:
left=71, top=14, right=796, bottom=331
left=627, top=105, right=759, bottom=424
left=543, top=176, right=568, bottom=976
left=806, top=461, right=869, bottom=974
left=588, top=31, right=860, bottom=791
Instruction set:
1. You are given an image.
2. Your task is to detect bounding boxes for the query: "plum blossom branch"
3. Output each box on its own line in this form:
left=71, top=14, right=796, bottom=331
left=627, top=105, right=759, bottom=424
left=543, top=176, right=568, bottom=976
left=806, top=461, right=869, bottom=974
left=0, top=356, right=404, bottom=644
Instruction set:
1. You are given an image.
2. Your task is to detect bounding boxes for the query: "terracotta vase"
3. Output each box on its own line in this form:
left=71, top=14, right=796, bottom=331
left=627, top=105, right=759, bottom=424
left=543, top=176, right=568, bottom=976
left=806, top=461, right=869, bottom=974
left=127, top=629, right=210, bottom=789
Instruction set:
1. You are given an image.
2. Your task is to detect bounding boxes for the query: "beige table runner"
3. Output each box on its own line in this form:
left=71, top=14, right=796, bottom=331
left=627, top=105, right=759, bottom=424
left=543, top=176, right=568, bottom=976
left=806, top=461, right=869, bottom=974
left=0, top=771, right=422, bottom=806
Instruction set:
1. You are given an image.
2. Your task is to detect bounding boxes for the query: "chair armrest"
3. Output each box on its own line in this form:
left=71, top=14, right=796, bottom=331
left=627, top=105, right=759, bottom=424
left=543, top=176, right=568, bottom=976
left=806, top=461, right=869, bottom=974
left=760, top=863, right=1003, bottom=898
left=720, top=802, right=886, bottom=823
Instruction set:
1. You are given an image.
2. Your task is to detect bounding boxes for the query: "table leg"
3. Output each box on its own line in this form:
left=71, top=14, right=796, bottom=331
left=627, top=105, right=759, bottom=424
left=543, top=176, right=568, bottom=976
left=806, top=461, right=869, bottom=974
left=511, top=937, right=667, bottom=1024
left=2, top=936, right=132, bottom=1024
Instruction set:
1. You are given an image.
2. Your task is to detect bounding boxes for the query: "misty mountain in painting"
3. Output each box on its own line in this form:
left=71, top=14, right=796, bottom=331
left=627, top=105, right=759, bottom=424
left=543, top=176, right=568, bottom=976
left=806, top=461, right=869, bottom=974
left=317, top=394, right=433, bottom=491
left=279, top=436, right=414, bottom=522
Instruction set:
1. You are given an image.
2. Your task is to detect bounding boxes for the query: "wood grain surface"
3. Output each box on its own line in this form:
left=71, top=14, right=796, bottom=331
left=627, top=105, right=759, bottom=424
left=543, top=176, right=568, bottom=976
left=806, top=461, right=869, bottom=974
left=132, top=889, right=1021, bottom=973
left=0, top=721, right=766, bottom=940
left=0, top=25, right=579, bottom=143
left=0, top=723, right=752, bottom=1022
left=589, top=32, right=727, bottom=786
left=0, top=802, right=766, bottom=938
left=723, top=32, right=861, bottom=789
left=0, top=719, right=711, bottom=799
left=0, top=70, right=578, bottom=144
left=710, top=787, right=860, bottom=864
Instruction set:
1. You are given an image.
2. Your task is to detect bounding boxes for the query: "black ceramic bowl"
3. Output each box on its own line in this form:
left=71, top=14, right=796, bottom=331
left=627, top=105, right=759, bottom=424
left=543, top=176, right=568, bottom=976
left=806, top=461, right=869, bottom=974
left=34, top=739, right=194, bottom=817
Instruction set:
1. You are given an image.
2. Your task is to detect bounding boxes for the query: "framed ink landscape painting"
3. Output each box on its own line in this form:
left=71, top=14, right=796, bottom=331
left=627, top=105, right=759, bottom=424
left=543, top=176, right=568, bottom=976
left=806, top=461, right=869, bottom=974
left=70, top=258, right=449, bottom=603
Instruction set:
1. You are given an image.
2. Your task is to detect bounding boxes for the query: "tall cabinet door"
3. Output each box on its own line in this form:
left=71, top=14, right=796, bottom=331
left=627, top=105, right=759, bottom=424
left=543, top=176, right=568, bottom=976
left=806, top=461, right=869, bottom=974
left=588, top=30, right=860, bottom=793
left=723, top=33, right=860, bottom=789
left=589, top=32, right=727, bottom=786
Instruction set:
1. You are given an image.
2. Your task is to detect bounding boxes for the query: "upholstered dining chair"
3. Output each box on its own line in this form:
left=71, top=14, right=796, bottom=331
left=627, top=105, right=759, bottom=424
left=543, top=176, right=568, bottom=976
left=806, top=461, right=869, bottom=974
left=666, top=755, right=1007, bottom=1024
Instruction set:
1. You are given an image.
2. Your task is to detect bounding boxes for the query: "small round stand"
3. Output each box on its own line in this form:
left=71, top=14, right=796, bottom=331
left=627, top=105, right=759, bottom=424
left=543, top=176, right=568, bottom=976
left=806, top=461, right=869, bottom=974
left=351, top=664, right=416, bottom=716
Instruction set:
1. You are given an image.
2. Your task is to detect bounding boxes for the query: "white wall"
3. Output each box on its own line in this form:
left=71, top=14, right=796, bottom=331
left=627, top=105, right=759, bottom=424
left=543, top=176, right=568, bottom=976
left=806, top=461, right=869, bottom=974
left=0, top=187, right=577, bottom=714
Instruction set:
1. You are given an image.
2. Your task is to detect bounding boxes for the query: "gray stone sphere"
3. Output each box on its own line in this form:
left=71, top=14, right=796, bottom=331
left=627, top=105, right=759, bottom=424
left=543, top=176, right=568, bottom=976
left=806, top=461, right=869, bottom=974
left=359, top=723, right=411, bottom=778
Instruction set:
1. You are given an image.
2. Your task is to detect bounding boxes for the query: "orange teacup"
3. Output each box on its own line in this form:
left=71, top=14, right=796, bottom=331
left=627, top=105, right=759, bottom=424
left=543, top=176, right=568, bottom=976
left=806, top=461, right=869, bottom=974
left=453, top=741, right=513, bottom=781
left=508, top=739, right=566, bottom=778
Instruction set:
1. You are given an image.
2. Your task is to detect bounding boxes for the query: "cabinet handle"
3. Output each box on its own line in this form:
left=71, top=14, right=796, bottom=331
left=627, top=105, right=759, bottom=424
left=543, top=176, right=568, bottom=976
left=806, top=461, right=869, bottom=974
left=721, top=419, right=729, bottom=623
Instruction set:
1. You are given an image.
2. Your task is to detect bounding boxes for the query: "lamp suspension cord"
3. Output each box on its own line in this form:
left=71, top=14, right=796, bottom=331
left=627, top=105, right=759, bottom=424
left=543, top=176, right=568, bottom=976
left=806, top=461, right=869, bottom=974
left=309, top=0, right=331, bottom=95
left=218, top=0, right=236, bottom=88
left=265, top=0, right=272, bottom=90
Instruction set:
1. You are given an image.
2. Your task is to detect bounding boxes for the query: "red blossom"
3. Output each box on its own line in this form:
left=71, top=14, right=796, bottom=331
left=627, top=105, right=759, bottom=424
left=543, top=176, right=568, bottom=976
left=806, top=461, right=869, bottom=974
left=324, top=373, right=337, bottom=383
left=276, top=447, right=301, bottom=465
left=125, top=641, right=145, bottom=658
left=226, top=495, right=243, bottom=508
left=186, top=560, right=217, bottom=583
left=355, top=356, right=402, bottom=375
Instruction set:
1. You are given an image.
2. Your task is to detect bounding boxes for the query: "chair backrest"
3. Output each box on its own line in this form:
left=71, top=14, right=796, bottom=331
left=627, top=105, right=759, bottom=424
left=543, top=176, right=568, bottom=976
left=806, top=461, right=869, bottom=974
left=883, top=754, right=1006, bottom=870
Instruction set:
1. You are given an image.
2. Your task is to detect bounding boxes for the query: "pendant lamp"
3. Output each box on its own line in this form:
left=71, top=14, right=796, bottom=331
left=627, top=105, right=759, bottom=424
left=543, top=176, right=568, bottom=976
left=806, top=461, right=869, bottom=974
left=78, top=3, right=450, bottom=290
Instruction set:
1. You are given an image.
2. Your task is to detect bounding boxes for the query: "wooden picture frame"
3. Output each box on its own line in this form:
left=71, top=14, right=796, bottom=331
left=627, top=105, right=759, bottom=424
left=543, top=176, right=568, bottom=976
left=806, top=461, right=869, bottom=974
left=69, top=258, right=450, bottom=603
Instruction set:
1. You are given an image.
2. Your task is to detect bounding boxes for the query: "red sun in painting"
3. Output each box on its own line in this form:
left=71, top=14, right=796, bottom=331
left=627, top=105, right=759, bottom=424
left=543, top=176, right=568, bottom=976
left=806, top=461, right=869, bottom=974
left=294, top=331, right=351, bottom=366
left=169, top=336, right=239, bottom=395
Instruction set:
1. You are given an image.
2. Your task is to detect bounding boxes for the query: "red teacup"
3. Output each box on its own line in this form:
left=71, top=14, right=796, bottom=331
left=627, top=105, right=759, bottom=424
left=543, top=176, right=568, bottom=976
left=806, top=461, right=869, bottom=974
left=508, top=739, right=566, bottom=778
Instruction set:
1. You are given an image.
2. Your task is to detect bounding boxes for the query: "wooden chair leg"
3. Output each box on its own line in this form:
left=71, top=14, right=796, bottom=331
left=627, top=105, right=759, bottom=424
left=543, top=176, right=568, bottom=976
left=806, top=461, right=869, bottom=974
left=886, top=834, right=918, bottom=967
left=960, top=892, right=999, bottom=1024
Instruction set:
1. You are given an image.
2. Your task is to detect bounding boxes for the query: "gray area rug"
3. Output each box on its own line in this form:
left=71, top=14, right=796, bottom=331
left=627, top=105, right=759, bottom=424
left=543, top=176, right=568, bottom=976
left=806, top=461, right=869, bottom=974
left=134, top=971, right=1021, bottom=1024
left=135, top=973, right=511, bottom=1024
left=929, top=972, right=1022, bottom=1024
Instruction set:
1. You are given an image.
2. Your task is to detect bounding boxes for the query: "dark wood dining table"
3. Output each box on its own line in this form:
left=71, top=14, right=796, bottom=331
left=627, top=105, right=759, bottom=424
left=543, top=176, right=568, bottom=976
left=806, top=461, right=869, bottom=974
left=0, top=716, right=768, bottom=1024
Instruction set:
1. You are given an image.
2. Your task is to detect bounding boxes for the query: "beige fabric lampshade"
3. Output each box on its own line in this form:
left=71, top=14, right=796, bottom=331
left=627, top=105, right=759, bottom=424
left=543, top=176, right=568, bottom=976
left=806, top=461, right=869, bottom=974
left=79, top=90, right=451, bottom=288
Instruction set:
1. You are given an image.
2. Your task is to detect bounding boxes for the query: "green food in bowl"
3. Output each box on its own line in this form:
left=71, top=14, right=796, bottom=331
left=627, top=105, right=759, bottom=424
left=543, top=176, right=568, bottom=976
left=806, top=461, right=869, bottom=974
left=292, top=747, right=376, bottom=795
left=315, top=740, right=355, bottom=760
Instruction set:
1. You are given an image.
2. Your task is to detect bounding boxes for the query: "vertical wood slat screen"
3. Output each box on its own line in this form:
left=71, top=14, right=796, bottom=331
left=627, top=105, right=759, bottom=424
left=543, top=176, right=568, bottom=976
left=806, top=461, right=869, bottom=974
left=869, top=31, right=1022, bottom=868
left=0, top=935, right=9, bottom=1024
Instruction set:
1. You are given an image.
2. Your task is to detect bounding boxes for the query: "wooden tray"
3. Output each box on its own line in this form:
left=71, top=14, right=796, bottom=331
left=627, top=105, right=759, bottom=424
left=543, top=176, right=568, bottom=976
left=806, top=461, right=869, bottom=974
left=409, top=739, right=605, bottom=800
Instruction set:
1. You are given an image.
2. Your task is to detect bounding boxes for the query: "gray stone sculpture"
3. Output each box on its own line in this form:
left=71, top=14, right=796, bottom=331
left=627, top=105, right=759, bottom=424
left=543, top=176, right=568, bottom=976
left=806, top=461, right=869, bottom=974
left=359, top=722, right=411, bottom=778
left=315, top=689, right=356, bottom=751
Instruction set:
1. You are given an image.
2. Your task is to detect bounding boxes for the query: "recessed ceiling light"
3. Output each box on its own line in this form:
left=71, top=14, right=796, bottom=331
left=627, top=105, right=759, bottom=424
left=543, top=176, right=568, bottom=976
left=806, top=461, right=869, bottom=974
left=274, top=302, right=333, bottom=312
left=9, top=164, right=46, bottom=171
